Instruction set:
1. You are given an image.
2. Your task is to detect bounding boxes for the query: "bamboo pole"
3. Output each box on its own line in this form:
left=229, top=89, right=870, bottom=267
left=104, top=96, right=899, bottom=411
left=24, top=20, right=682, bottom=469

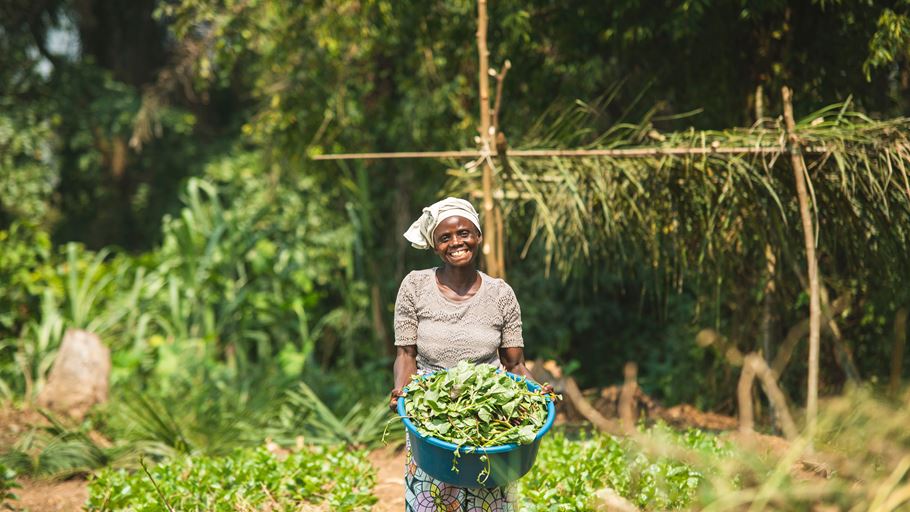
left=782, top=86, right=821, bottom=440
left=310, top=145, right=829, bottom=161
left=476, top=0, right=502, bottom=278
left=891, top=308, right=908, bottom=396
left=495, top=132, right=511, bottom=278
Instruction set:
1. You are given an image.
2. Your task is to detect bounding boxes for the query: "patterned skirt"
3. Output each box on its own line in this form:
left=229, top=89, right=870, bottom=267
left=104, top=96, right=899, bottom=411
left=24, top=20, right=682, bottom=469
left=404, top=434, right=516, bottom=512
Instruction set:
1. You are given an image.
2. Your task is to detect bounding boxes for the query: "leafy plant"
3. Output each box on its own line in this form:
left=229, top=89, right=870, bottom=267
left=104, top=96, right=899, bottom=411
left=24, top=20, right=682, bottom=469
left=86, top=445, right=376, bottom=511
left=6, top=290, right=64, bottom=400
left=108, top=353, right=291, bottom=457
left=267, top=380, right=400, bottom=448
left=1, top=410, right=137, bottom=479
left=405, top=362, right=551, bottom=449
left=0, top=461, right=19, bottom=509
left=517, top=426, right=729, bottom=511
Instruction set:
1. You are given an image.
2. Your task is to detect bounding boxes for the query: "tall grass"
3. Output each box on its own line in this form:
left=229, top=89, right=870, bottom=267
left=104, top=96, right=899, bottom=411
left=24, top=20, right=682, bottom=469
left=691, top=386, right=910, bottom=510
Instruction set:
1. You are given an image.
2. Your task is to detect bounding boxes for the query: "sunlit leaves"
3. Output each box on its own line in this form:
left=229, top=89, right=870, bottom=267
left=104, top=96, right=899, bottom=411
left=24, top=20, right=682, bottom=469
left=86, top=445, right=376, bottom=511
left=405, top=362, right=550, bottom=447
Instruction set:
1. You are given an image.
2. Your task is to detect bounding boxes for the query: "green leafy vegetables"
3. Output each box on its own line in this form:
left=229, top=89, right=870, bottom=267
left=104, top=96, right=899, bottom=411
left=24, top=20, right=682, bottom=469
left=404, top=362, right=551, bottom=448
left=86, top=445, right=376, bottom=511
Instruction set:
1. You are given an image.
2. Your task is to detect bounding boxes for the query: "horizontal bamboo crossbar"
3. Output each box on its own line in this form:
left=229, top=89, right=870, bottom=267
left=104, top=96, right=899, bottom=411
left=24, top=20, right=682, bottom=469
left=311, top=146, right=830, bottom=161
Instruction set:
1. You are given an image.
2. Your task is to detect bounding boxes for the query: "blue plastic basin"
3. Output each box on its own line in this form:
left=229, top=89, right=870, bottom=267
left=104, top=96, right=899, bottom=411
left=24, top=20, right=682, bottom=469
left=397, top=371, right=556, bottom=489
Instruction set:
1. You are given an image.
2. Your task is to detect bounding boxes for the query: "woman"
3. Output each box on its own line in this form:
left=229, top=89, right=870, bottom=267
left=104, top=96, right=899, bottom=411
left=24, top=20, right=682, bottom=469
left=389, top=197, right=546, bottom=512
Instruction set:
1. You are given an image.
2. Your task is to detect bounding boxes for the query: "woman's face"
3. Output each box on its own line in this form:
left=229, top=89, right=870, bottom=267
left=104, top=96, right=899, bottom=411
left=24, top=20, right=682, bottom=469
left=432, top=216, right=482, bottom=267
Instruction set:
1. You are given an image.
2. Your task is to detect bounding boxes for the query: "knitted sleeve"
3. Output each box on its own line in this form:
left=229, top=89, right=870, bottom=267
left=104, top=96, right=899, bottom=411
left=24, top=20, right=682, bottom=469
left=498, top=282, right=524, bottom=348
left=394, top=272, right=419, bottom=346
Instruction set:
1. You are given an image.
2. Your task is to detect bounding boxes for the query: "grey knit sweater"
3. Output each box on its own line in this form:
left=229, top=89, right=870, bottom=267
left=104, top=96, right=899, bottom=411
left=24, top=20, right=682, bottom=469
left=393, top=268, right=524, bottom=371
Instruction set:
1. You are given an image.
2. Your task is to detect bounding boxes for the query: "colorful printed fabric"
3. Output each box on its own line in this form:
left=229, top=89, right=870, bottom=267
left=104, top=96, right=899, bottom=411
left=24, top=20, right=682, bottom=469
left=404, top=435, right=515, bottom=512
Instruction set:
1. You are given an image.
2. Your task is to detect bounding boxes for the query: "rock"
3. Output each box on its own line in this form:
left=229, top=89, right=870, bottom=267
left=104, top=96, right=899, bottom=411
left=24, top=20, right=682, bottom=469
left=593, top=487, right=638, bottom=512
left=37, top=329, right=110, bottom=420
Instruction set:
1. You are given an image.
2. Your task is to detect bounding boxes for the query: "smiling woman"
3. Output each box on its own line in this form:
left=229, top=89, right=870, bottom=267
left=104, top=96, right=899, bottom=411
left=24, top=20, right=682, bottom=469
left=390, top=197, right=548, bottom=511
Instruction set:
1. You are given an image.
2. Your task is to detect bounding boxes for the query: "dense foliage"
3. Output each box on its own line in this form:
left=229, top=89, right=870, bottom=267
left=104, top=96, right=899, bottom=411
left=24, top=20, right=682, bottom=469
left=2, top=4, right=910, bottom=508
left=86, top=445, right=376, bottom=511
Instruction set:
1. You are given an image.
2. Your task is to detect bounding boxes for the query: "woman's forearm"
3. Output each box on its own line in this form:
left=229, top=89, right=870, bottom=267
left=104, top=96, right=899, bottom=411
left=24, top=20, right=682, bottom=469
left=390, top=346, right=418, bottom=412
left=393, top=345, right=418, bottom=391
left=499, top=347, right=531, bottom=377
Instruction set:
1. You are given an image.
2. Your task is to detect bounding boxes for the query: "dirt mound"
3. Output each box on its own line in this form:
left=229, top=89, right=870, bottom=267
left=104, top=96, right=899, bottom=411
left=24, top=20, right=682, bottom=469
left=659, top=404, right=739, bottom=431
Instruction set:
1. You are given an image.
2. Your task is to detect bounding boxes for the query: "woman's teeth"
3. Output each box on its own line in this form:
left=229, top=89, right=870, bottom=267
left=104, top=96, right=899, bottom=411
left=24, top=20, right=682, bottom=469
left=450, top=249, right=468, bottom=257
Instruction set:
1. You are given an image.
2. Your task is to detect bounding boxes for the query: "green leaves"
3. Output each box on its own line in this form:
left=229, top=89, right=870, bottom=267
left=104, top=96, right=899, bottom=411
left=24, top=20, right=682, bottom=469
left=517, top=426, right=730, bottom=511
left=0, top=460, right=20, bottom=508
left=86, top=445, right=376, bottom=512
left=404, top=361, right=551, bottom=449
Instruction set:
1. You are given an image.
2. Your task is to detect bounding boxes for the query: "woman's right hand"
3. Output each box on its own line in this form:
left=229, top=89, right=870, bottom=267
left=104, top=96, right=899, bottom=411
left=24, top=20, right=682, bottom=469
left=389, top=388, right=404, bottom=413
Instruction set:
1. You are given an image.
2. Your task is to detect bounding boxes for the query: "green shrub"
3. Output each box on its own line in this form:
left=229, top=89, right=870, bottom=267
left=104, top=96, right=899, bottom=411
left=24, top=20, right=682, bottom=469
left=86, top=445, right=376, bottom=511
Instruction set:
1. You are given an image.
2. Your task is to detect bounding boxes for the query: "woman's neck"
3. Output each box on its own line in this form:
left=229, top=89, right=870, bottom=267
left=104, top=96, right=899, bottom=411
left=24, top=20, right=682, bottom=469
left=435, top=265, right=480, bottom=297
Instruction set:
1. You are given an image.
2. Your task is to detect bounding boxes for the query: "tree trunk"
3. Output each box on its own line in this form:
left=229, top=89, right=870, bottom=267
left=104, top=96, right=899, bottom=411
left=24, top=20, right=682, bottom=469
left=782, top=86, right=821, bottom=439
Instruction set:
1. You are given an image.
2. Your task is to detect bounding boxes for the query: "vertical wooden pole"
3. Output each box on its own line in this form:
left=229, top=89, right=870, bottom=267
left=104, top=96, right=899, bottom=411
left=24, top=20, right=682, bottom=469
left=891, top=308, right=907, bottom=396
left=477, top=0, right=501, bottom=277
left=782, top=86, right=821, bottom=440
left=619, top=362, right=638, bottom=433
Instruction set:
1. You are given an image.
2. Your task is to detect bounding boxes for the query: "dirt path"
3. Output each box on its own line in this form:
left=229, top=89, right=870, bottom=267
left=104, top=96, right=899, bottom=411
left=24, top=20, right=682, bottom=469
left=11, top=479, right=88, bottom=512
left=368, top=445, right=407, bottom=511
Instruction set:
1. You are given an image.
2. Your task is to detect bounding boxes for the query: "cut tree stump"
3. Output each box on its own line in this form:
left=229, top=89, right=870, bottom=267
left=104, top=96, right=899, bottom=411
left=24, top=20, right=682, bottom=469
left=619, top=362, right=638, bottom=433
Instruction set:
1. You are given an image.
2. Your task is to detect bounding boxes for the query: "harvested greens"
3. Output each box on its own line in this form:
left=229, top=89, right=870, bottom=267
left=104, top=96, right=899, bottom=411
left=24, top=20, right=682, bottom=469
left=404, top=361, right=551, bottom=448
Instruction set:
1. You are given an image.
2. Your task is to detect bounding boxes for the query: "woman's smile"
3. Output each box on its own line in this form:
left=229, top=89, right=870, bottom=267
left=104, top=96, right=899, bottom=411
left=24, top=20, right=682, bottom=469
left=448, top=247, right=470, bottom=259
left=433, top=215, right=482, bottom=267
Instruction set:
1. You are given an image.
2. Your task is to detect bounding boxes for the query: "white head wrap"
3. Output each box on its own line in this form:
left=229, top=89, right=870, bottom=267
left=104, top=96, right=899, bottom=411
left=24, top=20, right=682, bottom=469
left=403, top=197, right=482, bottom=250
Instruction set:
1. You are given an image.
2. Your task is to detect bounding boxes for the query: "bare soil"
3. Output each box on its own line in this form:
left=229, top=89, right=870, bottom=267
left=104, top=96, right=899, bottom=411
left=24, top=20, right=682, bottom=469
left=368, top=445, right=407, bottom=512
left=9, top=479, right=88, bottom=512
left=0, top=406, right=45, bottom=449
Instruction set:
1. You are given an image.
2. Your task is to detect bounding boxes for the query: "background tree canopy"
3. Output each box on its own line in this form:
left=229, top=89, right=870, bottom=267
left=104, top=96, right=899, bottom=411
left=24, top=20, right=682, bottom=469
left=3, top=0, right=910, bottom=418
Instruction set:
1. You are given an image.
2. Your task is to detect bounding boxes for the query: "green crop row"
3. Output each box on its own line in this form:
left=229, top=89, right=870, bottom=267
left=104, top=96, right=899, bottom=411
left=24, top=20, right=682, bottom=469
left=80, top=426, right=723, bottom=511
left=86, top=445, right=376, bottom=511
left=517, top=426, right=730, bottom=511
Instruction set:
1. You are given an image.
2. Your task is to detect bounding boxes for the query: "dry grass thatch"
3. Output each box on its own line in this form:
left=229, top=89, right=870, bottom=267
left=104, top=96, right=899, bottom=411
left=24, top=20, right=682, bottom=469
left=450, top=98, right=910, bottom=305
